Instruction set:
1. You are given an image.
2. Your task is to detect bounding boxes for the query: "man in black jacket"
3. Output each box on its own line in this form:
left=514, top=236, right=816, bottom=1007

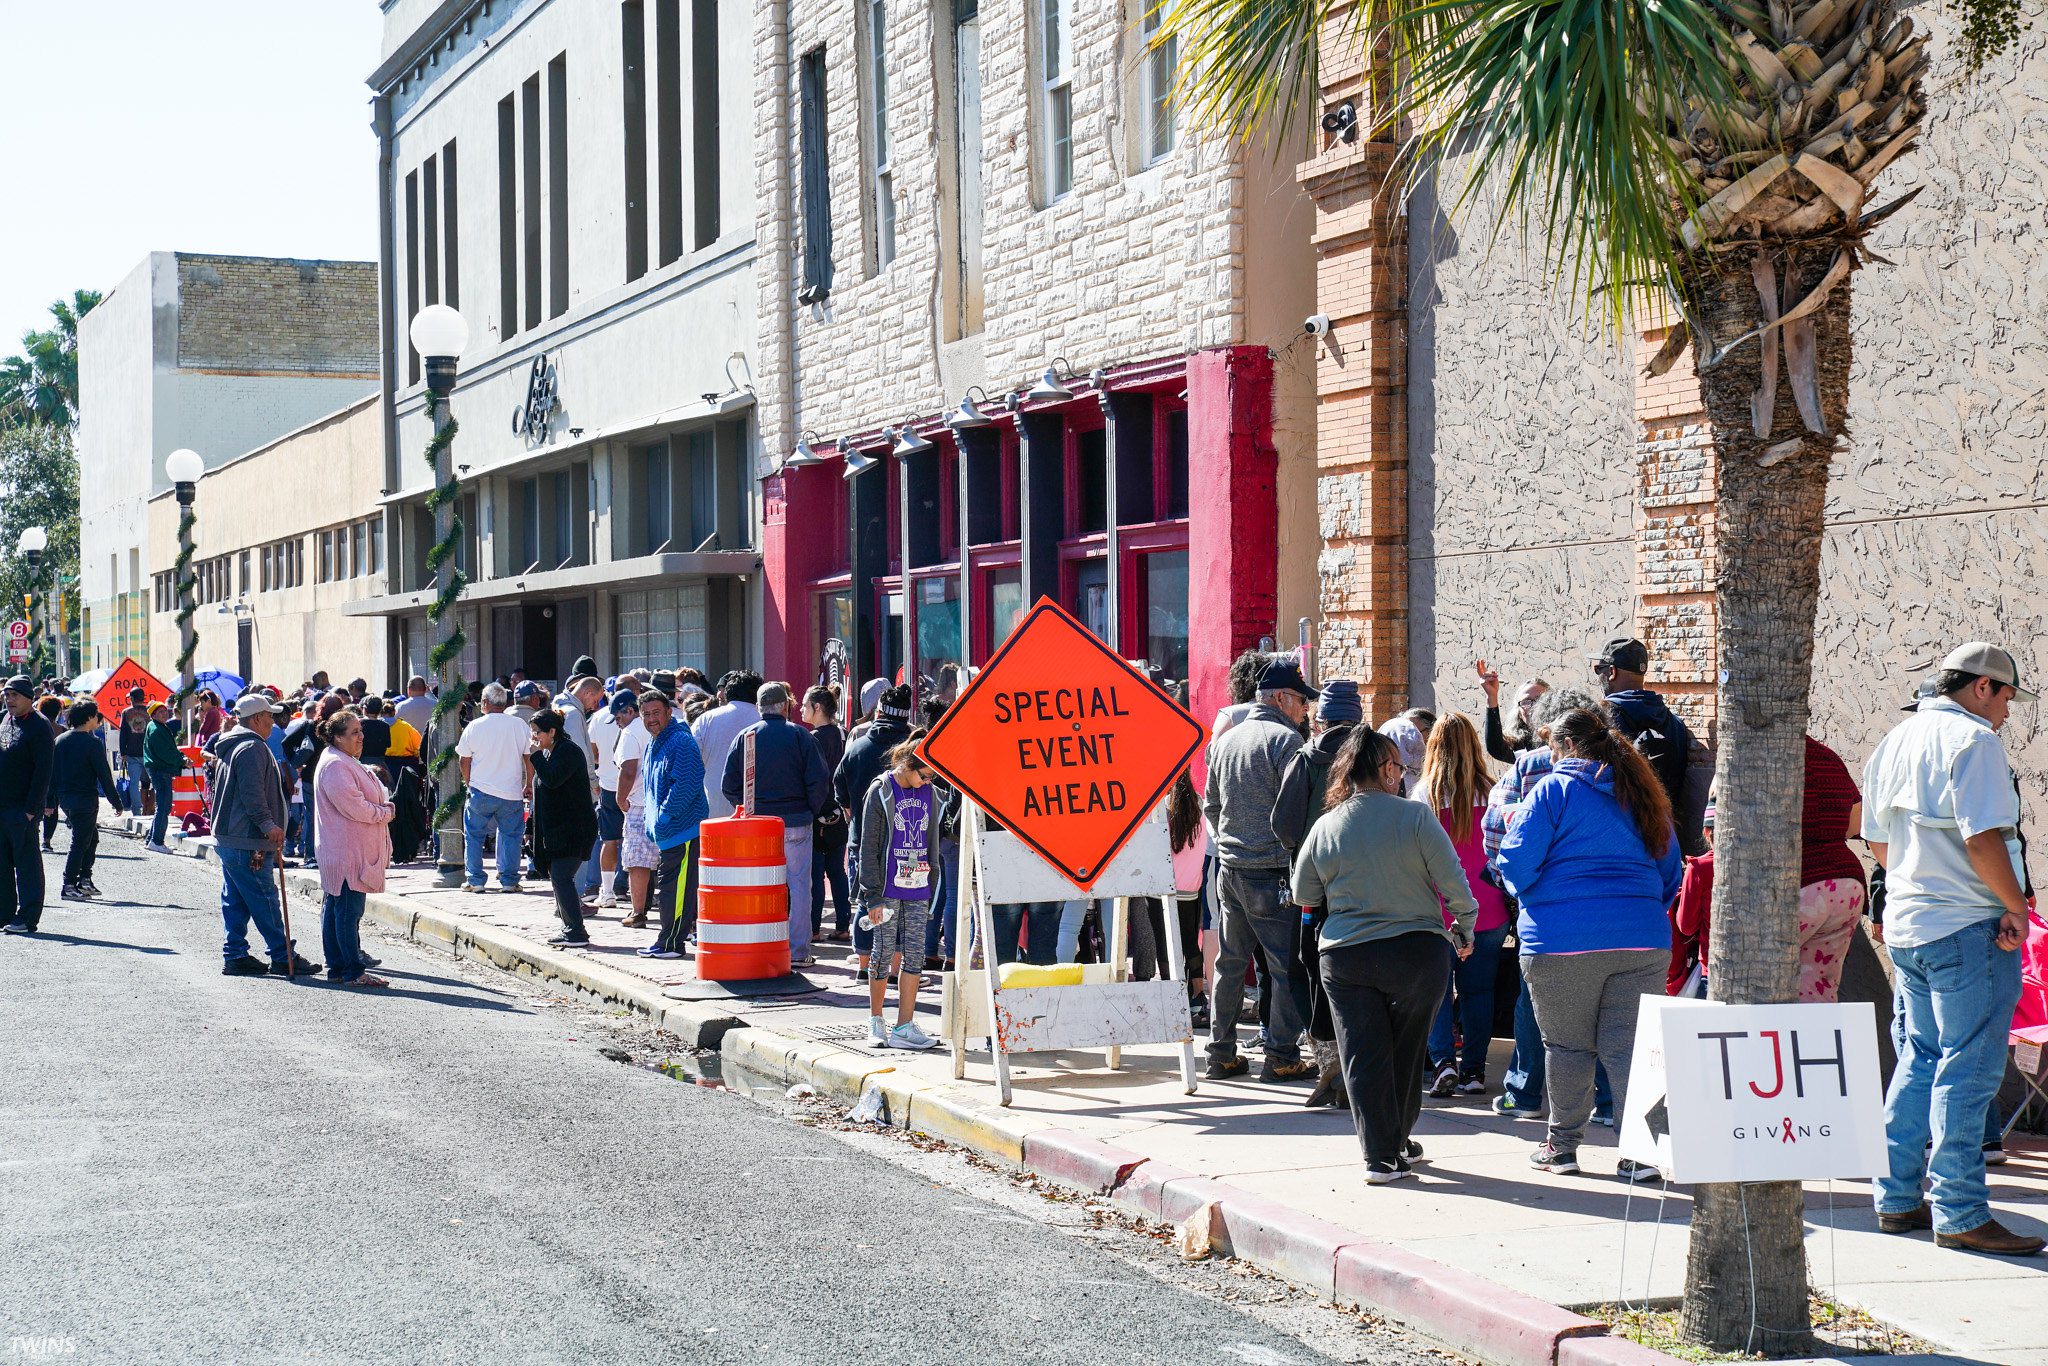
left=721, top=682, right=831, bottom=965
left=0, top=676, right=57, bottom=934
left=1592, top=637, right=1706, bottom=855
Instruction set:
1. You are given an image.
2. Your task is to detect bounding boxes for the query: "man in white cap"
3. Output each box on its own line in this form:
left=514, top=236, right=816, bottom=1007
left=1862, top=641, right=2039, bottom=1256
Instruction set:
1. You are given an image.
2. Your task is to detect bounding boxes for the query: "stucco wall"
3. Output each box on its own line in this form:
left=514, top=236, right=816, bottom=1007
left=146, top=398, right=389, bottom=690
left=1405, top=177, right=1638, bottom=718
left=1399, top=4, right=2046, bottom=814
left=1811, top=3, right=2048, bottom=807
left=77, top=256, right=160, bottom=613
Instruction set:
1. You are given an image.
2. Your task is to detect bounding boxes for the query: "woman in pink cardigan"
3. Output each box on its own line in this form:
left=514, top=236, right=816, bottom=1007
left=314, top=710, right=396, bottom=988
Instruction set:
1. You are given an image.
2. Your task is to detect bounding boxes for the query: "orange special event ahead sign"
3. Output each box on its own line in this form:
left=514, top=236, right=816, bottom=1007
left=918, top=598, right=1206, bottom=890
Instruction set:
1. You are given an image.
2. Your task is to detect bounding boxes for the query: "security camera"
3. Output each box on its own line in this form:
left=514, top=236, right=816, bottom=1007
left=1304, top=314, right=1332, bottom=337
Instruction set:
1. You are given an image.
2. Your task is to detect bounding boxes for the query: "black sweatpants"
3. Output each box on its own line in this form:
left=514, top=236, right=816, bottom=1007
left=546, top=856, right=588, bottom=938
left=1321, top=931, right=1454, bottom=1166
left=653, top=838, right=701, bottom=954
left=61, top=798, right=101, bottom=889
left=0, top=812, right=45, bottom=930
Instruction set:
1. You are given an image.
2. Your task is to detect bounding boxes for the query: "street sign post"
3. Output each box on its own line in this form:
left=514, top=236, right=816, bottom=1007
left=5, top=619, right=27, bottom=663
left=923, top=598, right=1207, bottom=1105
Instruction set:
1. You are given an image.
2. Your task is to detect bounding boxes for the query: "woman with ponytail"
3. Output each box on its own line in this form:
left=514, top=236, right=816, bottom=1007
left=1496, top=706, right=1682, bottom=1183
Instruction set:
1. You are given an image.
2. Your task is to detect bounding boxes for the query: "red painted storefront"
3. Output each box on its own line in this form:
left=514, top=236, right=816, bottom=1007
left=762, top=344, right=1278, bottom=730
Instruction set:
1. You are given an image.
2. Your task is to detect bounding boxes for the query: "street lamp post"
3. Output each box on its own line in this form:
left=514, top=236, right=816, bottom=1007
left=16, top=526, right=46, bottom=681
left=165, top=448, right=205, bottom=721
left=410, top=305, right=471, bottom=888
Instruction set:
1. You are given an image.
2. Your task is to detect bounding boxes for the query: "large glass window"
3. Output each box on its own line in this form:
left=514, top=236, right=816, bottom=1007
left=615, top=583, right=709, bottom=672
left=1038, top=0, right=1071, bottom=201
left=1141, top=549, right=1189, bottom=680
left=866, top=0, right=895, bottom=268
left=1071, top=557, right=1108, bottom=641
left=985, top=566, right=1023, bottom=652
left=914, top=574, right=960, bottom=683
left=1138, top=0, right=1176, bottom=164
left=644, top=442, right=672, bottom=550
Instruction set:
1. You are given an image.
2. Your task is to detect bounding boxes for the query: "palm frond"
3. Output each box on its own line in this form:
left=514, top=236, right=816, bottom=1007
left=1157, top=0, right=1334, bottom=137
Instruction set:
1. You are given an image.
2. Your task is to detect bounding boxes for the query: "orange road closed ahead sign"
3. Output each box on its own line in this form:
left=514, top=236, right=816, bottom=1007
left=94, top=658, right=172, bottom=717
left=919, top=598, right=1206, bottom=890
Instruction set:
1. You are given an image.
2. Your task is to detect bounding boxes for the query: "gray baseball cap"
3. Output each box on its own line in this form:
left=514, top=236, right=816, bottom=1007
left=1940, top=642, right=2037, bottom=702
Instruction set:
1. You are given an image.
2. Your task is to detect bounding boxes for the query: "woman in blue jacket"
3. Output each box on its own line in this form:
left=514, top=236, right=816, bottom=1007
left=1497, top=706, right=1682, bottom=1182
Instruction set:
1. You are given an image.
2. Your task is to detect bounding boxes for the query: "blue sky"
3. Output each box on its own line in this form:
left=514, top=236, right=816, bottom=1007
left=1, top=2, right=383, bottom=351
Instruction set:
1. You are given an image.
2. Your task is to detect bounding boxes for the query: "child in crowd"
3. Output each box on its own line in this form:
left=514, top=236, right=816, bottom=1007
left=857, top=735, right=942, bottom=1050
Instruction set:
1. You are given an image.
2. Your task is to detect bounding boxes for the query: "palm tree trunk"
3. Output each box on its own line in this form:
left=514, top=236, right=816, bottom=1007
left=1676, top=243, right=1851, bottom=1352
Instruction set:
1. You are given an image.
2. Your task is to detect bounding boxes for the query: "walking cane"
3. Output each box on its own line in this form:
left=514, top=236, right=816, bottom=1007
left=272, top=849, right=296, bottom=978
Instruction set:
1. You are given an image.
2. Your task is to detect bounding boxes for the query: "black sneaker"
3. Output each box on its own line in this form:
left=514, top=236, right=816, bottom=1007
left=1206, top=1054, right=1249, bottom=1080
left=59, top=883, right=82, bottom=900
left=548, top=932, right=591, bottom=946
left=1261, top=1059, right=1317, bottom=1084
left=269, top=954, right=323, bottom=977
left=223, top=955, right=269, bottom=976
left=1530, top=1142, right=1580, bottom=1175
left=1365, top=1160, right=1412, bottom=1185
left=2, top=920, right=32, bottom=935
left=1616, top=1159, right=1660, bottom=1184
left=1427, top=1062, right=1459, bottom=1098
left=358, top=953, right=381, bottom=968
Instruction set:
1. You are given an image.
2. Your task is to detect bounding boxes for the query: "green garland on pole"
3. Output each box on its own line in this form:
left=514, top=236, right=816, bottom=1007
left=421, top=393, right=470, bottom=827
left=171, top=505, right=198, bottom=710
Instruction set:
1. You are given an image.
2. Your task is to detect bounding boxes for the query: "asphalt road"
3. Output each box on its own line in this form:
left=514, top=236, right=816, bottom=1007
left=1, top=835, right=1454, bottom=1365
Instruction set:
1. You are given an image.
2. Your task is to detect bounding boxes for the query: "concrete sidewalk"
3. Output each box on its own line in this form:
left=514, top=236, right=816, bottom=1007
left=154, top=832, right=2041, bottom=1366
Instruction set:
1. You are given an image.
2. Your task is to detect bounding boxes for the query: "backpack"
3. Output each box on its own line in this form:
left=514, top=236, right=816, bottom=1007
left=1626, top=719, right=1690, bottom=815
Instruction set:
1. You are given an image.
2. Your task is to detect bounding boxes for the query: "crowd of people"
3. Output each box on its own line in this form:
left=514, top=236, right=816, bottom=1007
left=0, top=628, right=2036, bottom=1254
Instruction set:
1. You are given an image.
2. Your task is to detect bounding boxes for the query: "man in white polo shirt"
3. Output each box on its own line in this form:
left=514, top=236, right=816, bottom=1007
left=1862, top=641, right=2039, bottom=1256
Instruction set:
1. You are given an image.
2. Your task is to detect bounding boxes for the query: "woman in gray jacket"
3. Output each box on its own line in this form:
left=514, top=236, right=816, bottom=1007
left=1293, top=727, right=1477, bottom=1184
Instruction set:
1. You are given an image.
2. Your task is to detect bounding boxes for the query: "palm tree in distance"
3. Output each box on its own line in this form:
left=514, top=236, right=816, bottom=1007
left=1156, top=0, right=2020, bottom=1349
left=0, top=289, right=102, bottom=428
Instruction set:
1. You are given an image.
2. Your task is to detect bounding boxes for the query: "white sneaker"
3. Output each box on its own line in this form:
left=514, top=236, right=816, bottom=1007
left=596, top=890, right=618, bottom=909
left=888, top=1021, right=939, bottom=1051
left=867, top=1016, right=890, bottom=1047
left=144, top=840, right=174, bottom=854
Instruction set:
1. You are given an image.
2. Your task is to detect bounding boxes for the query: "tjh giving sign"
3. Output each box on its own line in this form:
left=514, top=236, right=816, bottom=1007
left=1621, top=999, right=1887, bottom=1184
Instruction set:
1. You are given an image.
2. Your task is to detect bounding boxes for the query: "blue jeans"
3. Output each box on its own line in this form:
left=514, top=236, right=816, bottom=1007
left=1428, top=924, right=1509, bottom=1078
left=1877, top=919, right=2024, bottom=1235
left=1057, top=899, right=1092, bottom=963
left=148, top=767, right=177, bottom=844
left=1503, top=981, right=1613, bottom=1117
left=322, top=883, right=369, bottom=981
left=220, top=849, right=291, bottom=964
left=991, top=902, right=1062, bottom=965
left=463, top=791, right=525, bottom=889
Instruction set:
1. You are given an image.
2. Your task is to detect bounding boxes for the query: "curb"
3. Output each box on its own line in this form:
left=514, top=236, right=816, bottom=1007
left=306, top=880, right=1683, bottom=1366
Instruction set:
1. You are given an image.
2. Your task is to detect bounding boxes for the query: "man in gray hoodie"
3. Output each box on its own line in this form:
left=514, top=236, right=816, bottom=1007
left=211, top=694, right=318, bottom=978
left=1202, top=657, right=1317, bottom=1082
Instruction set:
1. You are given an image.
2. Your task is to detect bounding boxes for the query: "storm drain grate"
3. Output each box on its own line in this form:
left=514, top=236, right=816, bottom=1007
left=797, top=1024, right=873, bottom=1043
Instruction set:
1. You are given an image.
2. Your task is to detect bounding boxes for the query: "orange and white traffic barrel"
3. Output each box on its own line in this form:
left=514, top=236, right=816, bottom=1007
left=173, top=745, right=208, bottom=830
left=696, top=814, right=790, bottom=981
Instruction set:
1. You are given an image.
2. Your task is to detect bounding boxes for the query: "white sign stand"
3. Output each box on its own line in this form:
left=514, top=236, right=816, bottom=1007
left=944, top=800, right=1198, bottom=1106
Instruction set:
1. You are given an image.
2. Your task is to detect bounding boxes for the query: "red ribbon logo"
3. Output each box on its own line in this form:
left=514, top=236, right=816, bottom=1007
left=1781, top=1115, right=1796, bottom=1144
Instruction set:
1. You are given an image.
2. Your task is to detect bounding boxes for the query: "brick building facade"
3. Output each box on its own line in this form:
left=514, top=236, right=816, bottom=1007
left=754, top=0, right=1319, bottom=725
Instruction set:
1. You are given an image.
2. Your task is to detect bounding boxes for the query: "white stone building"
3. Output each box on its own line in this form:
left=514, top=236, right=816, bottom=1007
left=352, top=0, right=762, bottom=687
left=75, top=252, right=379, bottom=673
left=752, top=0, right=1319, bottom=724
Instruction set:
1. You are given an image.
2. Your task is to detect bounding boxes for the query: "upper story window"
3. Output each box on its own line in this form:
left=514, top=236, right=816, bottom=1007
left=797, top=46, right=834, bottom=303
left=1038, top=0, right=1073, bottom=202
left=1137, top=0, right=1175, bottom=164
left=864, top=0, right=896, bottom=270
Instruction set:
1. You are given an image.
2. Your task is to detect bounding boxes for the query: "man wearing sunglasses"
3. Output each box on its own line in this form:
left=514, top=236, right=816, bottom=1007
left=1862, top=641, right=2039, bottom=1256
